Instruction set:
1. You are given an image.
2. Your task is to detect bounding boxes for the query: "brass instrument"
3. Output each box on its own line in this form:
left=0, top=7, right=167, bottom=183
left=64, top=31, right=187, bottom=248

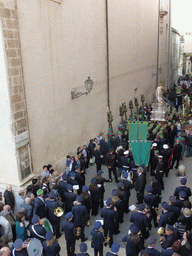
left=73, top=201, right=78, bottom=206
left=54, top=207, right=64, bottom=217
left=98, top=228, right=110, bottom=244
left=75, top=227, right=81, bottom=237
left=157, top=227, right=164, bottom=235
left=87, top=220, right=91, bottom=227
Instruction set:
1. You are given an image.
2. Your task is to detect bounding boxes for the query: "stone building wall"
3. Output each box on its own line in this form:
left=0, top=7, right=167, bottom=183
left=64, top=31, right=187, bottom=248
left=0, top=0, right=32, bottom=182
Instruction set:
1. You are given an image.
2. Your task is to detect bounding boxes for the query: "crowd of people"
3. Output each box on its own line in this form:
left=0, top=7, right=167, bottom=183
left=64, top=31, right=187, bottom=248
left=1, top=83, right=192, bottom=256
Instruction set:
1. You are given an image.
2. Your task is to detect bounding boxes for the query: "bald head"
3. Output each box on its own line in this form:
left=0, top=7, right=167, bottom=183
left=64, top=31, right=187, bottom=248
left=0, top=247, right=11, bottom=256
left=3, top=205, right=11, bottom=212
left=6, top=185, right=12, bottom=192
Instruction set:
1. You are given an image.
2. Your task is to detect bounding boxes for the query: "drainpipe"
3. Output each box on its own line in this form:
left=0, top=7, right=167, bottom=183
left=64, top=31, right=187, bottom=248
left=167, top=0, right=171, bottom=89
left=156, top=0, right=160, bottom=88
left=106, top=0, right=110, bottom=110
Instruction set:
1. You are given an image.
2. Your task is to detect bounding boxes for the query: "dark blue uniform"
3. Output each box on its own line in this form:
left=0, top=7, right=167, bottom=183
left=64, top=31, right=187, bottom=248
left=64, top=191, right=76, bottom=213
left=90, top=229, right=104, bottom=256
left=46, top=199, right=61, bottom=238
left=72, top=204, right=88, bottom=241
left=140, top=247, right=160, bottom=256
left=77, top=253, right=90, bottom=256
left=122, top=234, right=143, bottom=256
left=42, top=240, right=61, bottom=256
left=174, top=186, right=191, bottom=200
left=62, top=220, right=76, bottom=256
left=144, top=193, right=159, bottom=227
left=29, top=223, right=46, bottom=241
left=168, top=204, right=180, bottom=225
left=161, top=233, right=177, bottom=249
left=59, top=180, right=68, bottom=201
left=11, top=248, right=28, bottom=256
left=130, top=211, right=148, bottom=239
left=33, top=196, right=47, bottom=219
left=100, top=207, right=117, bottom=247
left=158, top=211, right=170, bottom=228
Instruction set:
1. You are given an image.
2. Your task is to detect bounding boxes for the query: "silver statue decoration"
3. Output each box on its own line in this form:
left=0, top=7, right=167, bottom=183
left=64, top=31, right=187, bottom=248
left=151, top=83, right=167, bottom=121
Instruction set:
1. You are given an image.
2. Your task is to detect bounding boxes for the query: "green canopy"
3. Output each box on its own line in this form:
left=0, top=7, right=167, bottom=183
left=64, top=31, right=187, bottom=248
left=129, top=122, right=148, bottom=141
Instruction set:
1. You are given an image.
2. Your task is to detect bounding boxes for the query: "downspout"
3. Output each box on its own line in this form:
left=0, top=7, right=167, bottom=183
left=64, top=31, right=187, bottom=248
left=156, top=0, right=160, bottom=87
left=167, top=0, right=171, bottom=89
left=106, top=0, right=110, bottom=110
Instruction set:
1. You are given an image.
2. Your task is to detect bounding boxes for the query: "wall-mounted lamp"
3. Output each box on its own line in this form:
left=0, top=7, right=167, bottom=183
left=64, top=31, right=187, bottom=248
left=71, top=76, right=94, bottom=99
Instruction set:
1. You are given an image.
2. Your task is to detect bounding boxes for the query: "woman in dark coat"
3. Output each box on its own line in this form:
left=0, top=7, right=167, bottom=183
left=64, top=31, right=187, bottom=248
left=43, top=231, right=61, bottom=256
left=89, top=178, right=101, bottom=216
left=122, top=224, right=143, bottom=256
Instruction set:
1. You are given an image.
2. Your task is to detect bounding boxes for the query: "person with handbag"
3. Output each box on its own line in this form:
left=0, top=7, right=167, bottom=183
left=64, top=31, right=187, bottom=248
left=90, top=221, right=104, bottom=256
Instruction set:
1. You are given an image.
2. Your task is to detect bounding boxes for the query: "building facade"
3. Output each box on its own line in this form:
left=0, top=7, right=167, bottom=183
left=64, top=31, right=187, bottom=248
left=0, top=0, right=171, bottom=192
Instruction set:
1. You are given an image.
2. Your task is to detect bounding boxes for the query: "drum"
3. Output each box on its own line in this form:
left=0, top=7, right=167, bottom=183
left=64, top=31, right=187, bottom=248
left=42, top=217, right=53, bottom=232
left=23, top=238, right=43, bottom=256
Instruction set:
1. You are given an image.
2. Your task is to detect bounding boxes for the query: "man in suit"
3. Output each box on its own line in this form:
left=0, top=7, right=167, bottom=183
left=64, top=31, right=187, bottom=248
left=94, top=145, right=103, bottom=172
left=4, top=185, right=15, bottom=211
left=29, top=214, right=46, bottom=241
left=62, top=212, right=76, bottom=256
left=100, top=197, right=117, bottom=248
left=72, top=195, right=88, bottom=242
left=160, top=144, right=172, bottom=177
left=140, top=236, right=160, bottom=256
left=168, top=196, right=180, bottom=226
left=46, top=190, right=62, bottom=239
left=99, top=135, right=108, bottom=164
left=135, top=166, right=146, bottom=204
left=33, top=189, right=47, bottom=219
left=106, top=242, right=120, bottom=256
left=171, top=139, right=182, bottom=169
left=154, top=155, right=164, bottom=190
left=174, top=177, right=191, bottom=201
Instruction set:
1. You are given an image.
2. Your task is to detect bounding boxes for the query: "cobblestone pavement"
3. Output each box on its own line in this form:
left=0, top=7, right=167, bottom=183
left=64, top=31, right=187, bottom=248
left=58, top=153, right=192, bottom=255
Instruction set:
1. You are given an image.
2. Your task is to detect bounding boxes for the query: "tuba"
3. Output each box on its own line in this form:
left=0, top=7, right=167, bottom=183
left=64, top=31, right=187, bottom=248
left=54, top=207, right=64, bottom=217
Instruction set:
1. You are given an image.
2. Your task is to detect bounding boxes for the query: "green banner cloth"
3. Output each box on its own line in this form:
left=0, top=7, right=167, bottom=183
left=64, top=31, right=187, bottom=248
left=130, top=141, right=152, bottom=167
left=129, top=123, right=148, bottom=141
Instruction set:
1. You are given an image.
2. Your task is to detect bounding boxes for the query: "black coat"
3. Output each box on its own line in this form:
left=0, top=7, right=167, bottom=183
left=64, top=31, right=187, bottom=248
left=4, top=190, right=15, bottom=210
left=135, top=174, right=146, bottom=193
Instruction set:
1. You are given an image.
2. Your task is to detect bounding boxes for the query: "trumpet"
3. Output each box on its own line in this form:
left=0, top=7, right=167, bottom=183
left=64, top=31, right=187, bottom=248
left=87, top=220, right=91, bottom=227
left=54, top=207, right=64, bottom=217
left=75, top=227, right=81, bottom=237
left=98, top=228, right=110, bottom=244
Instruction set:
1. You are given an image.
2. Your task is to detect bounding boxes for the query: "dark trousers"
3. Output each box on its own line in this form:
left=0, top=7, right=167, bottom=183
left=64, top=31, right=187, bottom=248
left=171, top=156, right=180, bottom=169
left=66, top=238, right=76, bottom=256
left=104, top=227, right=113, bottom=247
left=94, top=248, right=103, bottom=256
left=137, top=191, right=144, bottom=204
left=50, top=219, right=61, bottom=238
left=108, top=167, right=118, bottom=182
left=96, top=162, right=102, bottom=172
left=92, top=201, right=99, bottom=216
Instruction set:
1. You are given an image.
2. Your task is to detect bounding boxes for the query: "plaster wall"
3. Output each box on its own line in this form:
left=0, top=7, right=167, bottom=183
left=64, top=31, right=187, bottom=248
left=15, top=0, right=168, bottom=174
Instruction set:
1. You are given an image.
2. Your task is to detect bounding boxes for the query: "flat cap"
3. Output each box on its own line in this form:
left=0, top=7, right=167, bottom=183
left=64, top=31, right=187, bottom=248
left=94, top=221, right=101, bottom=229
left=31, top=214, right=39, bottom=224
left=37, top=189, right=43, bottom=196
left=82, top=185, right=88, bottom=191
left=80, top=243, right=87, bottom=253
left=14, top=238, right=23, bottom=249
left=77, top=195, right=83, bottom=203
left=169, top=196, right=176, bottom=204
left=65, top=212, right=73, bottom=220
left=162, top=201, right=169, bottom=210
left=130, top=224, right=139, bottom=234
left=106, top=197, right=112, bottom=206
left=112, top=189, right=118, bottom=196
left=111, top=242, right=120, bottom=253
left=138, top=203, right=146, bottom=211
left=45, top=231, right=54, bottom=241
left=147, top=235, right=156, bottom=245
left=97, top=170, right=103, bottom=175
left=146, top=185, right=153, bottom=193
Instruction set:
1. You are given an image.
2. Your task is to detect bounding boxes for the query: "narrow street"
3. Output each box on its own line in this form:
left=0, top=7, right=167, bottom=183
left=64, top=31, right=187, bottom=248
left=58, top=152, right=192, bottom=255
